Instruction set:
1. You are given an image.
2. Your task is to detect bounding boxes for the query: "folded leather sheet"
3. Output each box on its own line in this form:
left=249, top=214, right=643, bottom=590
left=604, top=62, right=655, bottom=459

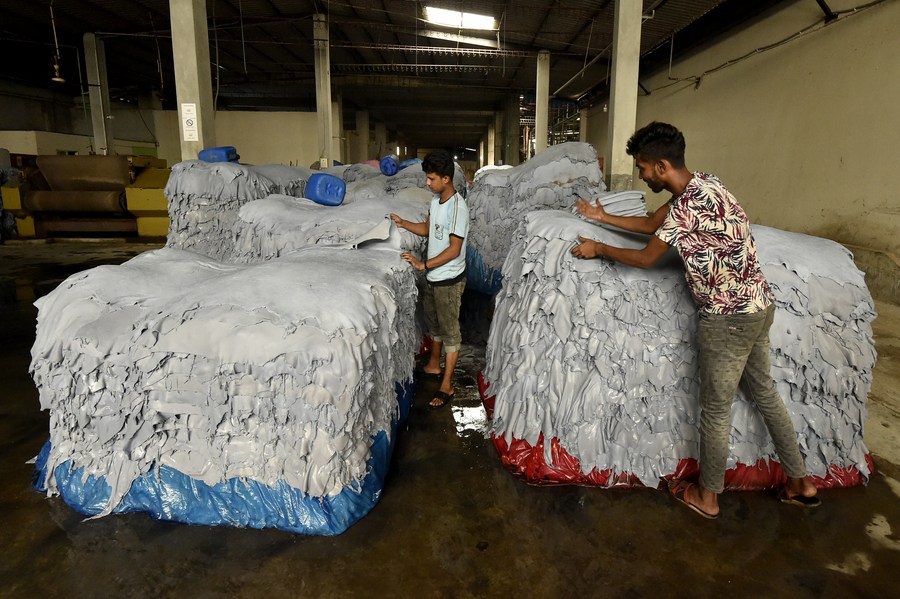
left=483, top=210, right=876, bottom=487
left=466, top=142, right=647, bottom=295
left=165, top=160, right=466, bottom=263
left=230, top=187, right=431, bottom=263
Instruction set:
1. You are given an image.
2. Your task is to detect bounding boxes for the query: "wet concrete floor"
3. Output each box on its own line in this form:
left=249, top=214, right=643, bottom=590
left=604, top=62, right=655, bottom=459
left=1, top=240, right=898, bottom=598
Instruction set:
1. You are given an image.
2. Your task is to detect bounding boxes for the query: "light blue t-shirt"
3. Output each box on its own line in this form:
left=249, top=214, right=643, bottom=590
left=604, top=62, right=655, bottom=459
left=426, top=191, right=468, bottom=283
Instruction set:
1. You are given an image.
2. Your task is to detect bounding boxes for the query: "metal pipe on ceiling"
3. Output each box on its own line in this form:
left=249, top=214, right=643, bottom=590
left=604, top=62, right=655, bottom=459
left=328, top=42, right=535, bottom=58
left=553, top=44, right=610, bottom=97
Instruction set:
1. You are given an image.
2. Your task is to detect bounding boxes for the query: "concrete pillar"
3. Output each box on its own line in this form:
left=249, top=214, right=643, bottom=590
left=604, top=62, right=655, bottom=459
left=355, top=110, right=370, bottom=161
left=493, top=112, right=504, bottom=165
left=579, top=108, right=589, bottom=142
left=83, top=33, right=113, bottom=155
left=169, top=0, right=215, bottom=161
left=332, top=96, right=342, bottom=163
left=535, top=50, right=550, bottom=154
left=606, top=0, right=642, bottom=191
left=314, top=14, right=333, bottom=168
left=479, top=138, right=485, bottom=168
left=487, top=123, right=496, bottom=166
left=504, top=95, right=520, bottom=166
left=523, top=126, right=531, bottom=160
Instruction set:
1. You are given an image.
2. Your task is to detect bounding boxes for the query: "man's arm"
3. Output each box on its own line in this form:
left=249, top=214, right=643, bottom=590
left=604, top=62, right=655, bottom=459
left=570, top=233, right=670, bottom=269
left=390, top=213, right=429, bottom=237
left=401, top=235, right=463, bottom=271
left=575, top=199, right=670, bottom=235
left=428, top=235, right=464, bottom=269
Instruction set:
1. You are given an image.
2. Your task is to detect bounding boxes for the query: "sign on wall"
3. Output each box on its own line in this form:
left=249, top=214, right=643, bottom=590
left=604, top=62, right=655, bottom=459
left=181, top=103, right=198, bottom=142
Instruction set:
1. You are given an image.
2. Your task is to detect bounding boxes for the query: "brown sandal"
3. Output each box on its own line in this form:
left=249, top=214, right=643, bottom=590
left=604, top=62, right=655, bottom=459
left=429, top=390, right=454, bottom=409
left=778, top=489, right=821, bottom=508
left=669, top=480, right=719, bottom=520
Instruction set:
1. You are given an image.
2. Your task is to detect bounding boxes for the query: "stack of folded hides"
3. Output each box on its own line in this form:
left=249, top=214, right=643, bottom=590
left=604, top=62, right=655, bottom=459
left=384, top=161, right=467, bottom=198
left=33, top=155, right=434, bottom=534
left=164, top=161, right=313, bottom=260
left=165, top=159, right=465, bottom=262
left=32, top=223, right=418, bottom=534
left=228, top=158, right=468, bottom=263
left=480, top=210, right=876, bottom=489
left=334, top=163, right=382, bottom=186
left=466, top=142, right=646, bottom=295
left=230, top=186, right=431, bottom=263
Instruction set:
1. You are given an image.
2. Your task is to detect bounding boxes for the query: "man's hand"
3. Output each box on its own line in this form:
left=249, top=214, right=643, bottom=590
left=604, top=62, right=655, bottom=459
left=389, top=213, right=405, bottom=229
left=575, top=198, right=608, bottom=223
left=571, top=236, right=601, bottom=259
left=400, top=251, right=425, bottom=271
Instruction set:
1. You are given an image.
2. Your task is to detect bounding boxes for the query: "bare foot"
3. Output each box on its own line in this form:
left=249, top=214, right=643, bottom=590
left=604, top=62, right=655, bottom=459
left=429, top=387, right=454, bottom=408
left=690, top=483, right=721, bottom=517
left=670, top=480, right=719, bottom=519
left=421, top=359, right=442, bottom=376
left=785, top=476, right=818, bottom=499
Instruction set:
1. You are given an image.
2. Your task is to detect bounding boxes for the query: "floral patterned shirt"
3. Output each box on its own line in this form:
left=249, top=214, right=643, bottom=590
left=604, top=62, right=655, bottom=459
left=655, top=172, right=773, bottom=315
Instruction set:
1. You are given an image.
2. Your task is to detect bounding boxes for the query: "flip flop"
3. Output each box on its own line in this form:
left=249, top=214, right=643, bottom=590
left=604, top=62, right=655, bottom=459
left=669, top=480, right=719, bottom=520
left=779, top=489, right=822, bottom=508
left=429, top=390, right=454, bottom=409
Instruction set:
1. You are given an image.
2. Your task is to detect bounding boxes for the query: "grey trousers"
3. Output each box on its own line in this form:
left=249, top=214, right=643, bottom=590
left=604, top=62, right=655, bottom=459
left=696, top=303, right=808, bottom=493
left=423, top=277, right=466, bottom=354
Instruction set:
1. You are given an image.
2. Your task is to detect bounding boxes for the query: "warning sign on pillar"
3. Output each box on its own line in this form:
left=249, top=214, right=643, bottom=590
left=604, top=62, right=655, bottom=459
left=181, top=103, right=199, bottom=142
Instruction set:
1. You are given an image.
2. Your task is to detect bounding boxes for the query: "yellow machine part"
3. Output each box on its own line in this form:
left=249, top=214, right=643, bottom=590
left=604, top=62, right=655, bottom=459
left=1, top=184, right=22, bottom=210
left=16, top=215, right=36, bottom=238
left=1, top=185, right=36, bottom=238
left=126, top=167, right=171, bottom=238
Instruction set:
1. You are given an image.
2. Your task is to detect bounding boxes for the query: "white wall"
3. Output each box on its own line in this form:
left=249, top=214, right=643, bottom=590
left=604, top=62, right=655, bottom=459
left=155, top=110, right=320, bottom=167
left=0, top=130, right=156, bottom=157
left=585, top=0, right=900, bottom=256
left=0, top=80, right=161, bottom=159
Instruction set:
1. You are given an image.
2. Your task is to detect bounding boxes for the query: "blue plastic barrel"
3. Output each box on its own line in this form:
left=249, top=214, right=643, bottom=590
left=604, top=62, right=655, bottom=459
left=305, top=172, right=346, bottom=206
left=399, top=158, right=422, bottom=171
left=380, top=154, right=400, bottom=176
left=198, top=146, right=239, bottom=163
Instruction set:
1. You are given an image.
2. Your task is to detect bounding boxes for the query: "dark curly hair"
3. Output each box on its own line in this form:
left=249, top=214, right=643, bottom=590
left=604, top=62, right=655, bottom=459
left=421, top=149, right=455, bottom=179
left=625, top=122, right=686, bottom=168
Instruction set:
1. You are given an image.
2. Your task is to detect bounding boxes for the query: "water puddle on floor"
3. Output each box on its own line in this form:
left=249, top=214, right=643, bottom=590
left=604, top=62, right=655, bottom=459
left=451, top=405, right=490, bottom=439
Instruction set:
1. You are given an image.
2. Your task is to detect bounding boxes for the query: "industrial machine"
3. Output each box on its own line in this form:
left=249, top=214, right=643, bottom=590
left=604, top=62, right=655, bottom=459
left=125, top=156, right=171, bottom=238
left=0, top=154, right=170, bottom=239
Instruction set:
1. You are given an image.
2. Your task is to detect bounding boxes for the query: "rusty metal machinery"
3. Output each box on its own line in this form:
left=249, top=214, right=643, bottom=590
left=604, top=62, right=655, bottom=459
left=1, top=154, right=170, bottom=239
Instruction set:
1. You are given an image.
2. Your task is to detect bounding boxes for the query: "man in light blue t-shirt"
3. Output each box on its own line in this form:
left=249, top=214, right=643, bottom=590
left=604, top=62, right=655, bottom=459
left=390, top=149, right=469, bottom=408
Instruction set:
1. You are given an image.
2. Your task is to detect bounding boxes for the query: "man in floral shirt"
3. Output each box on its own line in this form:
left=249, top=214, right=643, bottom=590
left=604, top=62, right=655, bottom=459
left=572, top=122, right=819, bottom=519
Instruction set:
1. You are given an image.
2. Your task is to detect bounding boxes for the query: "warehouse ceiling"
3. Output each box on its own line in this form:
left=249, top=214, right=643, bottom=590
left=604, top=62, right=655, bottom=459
left=2, top=0, right=790, bottom=150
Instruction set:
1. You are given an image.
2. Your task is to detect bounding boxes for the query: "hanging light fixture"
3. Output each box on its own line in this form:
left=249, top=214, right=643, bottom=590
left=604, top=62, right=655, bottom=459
left=50, top=1, right=65, bottom=83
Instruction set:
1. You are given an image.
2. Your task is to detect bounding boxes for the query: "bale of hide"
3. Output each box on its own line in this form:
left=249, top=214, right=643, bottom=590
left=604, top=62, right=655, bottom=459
left=481, top=210, right=876, bottom=489
left=32, top=225, right=419, bottom=534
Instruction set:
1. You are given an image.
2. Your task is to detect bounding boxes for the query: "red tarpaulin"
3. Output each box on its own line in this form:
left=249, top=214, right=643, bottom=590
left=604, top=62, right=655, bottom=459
left=478, top=372, right=871, bottom=489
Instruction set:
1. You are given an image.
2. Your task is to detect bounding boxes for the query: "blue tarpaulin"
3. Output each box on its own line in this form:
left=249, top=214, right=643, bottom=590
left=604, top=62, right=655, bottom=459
left=33, top=380, right=413, bottom=535
left=466, top=246, right=503, bottom=296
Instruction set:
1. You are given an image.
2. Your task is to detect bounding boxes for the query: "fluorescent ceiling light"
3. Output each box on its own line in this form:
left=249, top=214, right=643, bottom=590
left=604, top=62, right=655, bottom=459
left=425, top=6, right=496, bottom=30
left=420, top=29, right=499, bottom=49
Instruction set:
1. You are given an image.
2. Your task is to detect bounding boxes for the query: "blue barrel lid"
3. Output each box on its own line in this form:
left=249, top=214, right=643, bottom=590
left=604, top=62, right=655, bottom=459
left=380, top=154, right=399, bottom=176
